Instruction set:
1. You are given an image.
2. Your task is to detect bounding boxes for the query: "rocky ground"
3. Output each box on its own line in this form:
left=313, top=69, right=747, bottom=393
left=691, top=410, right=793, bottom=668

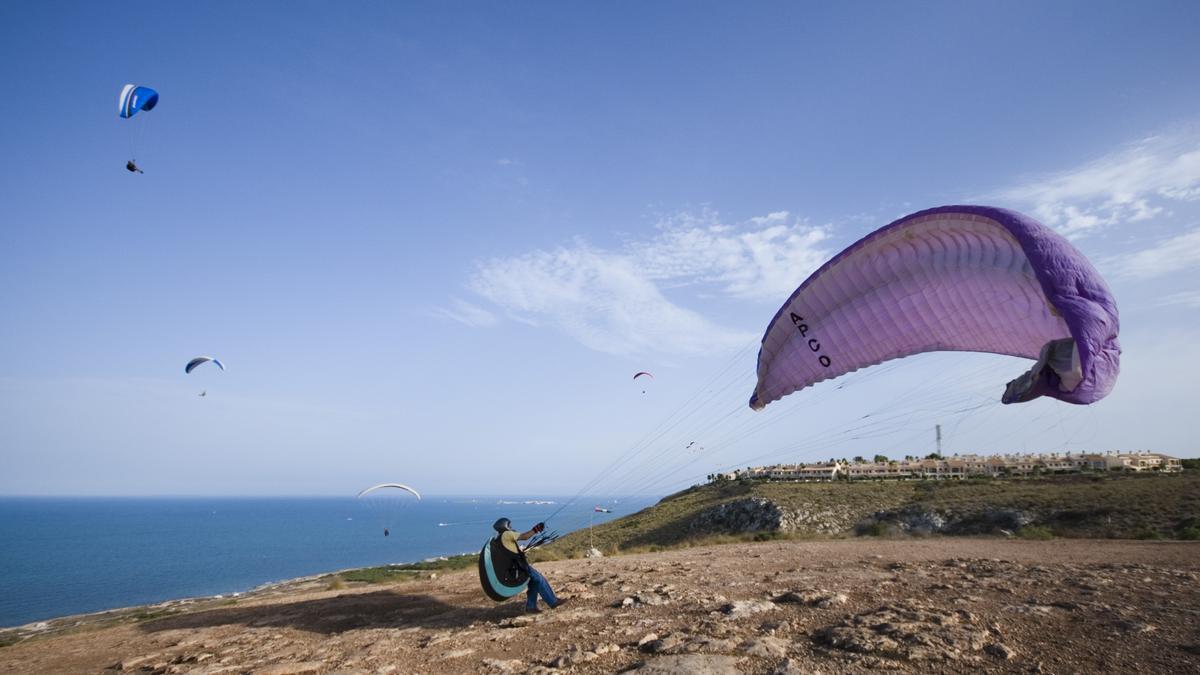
left=2, top=538, right=1198, bottom=674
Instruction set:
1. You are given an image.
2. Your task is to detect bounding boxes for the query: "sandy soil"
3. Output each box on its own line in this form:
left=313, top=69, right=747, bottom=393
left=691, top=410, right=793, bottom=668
left=2, top=538, right=1198, bottom=674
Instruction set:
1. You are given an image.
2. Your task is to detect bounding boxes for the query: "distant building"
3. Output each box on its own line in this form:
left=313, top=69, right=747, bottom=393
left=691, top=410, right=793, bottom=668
left=723, top=450, right=1182, bottom=483
left=739, top=463, right=844, bottom=482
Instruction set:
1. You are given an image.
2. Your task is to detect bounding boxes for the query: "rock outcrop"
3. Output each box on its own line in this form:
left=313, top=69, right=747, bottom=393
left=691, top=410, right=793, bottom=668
left=690, top=497, right=854, bottom=535
left=857, top=506, right=1038, bottom=535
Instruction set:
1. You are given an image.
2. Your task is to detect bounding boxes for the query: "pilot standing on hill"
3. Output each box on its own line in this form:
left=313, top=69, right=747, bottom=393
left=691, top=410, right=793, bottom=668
left=495, top=518, right=566, bottom=613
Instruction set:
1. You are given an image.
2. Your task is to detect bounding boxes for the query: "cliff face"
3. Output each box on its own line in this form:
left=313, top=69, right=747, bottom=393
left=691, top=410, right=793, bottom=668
left=557, top=473, right=1199, bottom=555
left=688, top=496, right=1043, bottom=538
left=690, top=497, right=857, bottom=536
left=2, top=539, right=1198, bottom=674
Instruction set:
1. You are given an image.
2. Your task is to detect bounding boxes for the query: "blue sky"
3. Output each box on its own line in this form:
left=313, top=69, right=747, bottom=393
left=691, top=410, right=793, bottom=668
left=2, top=2, right=1198, bottom=496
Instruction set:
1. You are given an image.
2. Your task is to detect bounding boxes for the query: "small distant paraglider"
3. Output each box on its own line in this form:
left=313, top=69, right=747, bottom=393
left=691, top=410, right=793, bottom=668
left=357, top=483, right=421, bottom=537
left=594, top=506, right=612, bottom=513
left=185, top=357, right=225, bottom=374
left=186, top=357, right=224, bottom=397
left=118, top=84, right=159, bottom=173
left=633, top=371, right=654, bottom=394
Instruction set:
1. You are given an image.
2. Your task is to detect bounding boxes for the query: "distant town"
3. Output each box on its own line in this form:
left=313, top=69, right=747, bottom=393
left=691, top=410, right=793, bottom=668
left=711, top=450, right=1183, bottom=483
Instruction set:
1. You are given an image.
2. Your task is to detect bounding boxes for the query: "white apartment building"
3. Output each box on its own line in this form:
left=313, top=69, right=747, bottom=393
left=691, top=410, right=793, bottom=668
left=726, top=450, right=1184, bottom=482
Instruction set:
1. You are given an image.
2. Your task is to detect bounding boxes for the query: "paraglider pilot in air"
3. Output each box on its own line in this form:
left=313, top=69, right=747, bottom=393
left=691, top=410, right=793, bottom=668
left=495, top=518, right=564, bottom=613
left=126, top=160, right=143, bottom=174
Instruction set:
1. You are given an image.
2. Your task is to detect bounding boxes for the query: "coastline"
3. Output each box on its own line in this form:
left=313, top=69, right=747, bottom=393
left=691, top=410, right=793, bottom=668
left=0, top=550, right=477, bottom=639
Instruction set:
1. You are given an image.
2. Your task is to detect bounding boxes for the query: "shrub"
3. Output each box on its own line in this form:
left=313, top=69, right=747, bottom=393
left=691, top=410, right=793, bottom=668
left=529, top=549, right=562, bottom=562
left=327, top=576, right=345, bottom=590
left=1017, top=526, right=1054, bottom=540
left=1134, top=529, right=1165, bottom=540
left=1176, top=527, right=1200, bottom=541
left=859, top=521, right=890, bottom=537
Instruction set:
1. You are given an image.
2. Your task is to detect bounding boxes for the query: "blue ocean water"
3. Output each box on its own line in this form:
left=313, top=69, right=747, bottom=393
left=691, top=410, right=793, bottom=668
left=0, top=496, right=651, bottom=628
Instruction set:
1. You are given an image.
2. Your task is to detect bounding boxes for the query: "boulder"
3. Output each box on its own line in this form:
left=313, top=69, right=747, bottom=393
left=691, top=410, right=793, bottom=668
left=721, top=600, right=777, bottom=620
left=773, top=590, right=846, bottom=608
left=815, top=602, right=991, bottom=662
left=738, top=636, right=791, bottom=658
left=254, top=663, right=324, bottom=675
left=632, top=655, right=744, bottom=674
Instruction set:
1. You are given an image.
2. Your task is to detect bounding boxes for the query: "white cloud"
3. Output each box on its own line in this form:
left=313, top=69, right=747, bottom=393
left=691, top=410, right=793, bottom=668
left=469, top=244, right=754, bottom=356
left=630, top=209, right=831, bottom=301
left=1109, top=227, right=1200, bottom=279
left=464, top=210, right=828, bottom=356
left=994, top=132, right=1200, bottom=237
left=1157, top=290, right=1200, bottom=308
left=431, top=298, right=499, bottom=327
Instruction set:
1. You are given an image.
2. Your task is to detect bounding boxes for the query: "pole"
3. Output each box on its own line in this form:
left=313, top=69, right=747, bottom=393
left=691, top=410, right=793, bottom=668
left=936, top=424, right=942, bottom=456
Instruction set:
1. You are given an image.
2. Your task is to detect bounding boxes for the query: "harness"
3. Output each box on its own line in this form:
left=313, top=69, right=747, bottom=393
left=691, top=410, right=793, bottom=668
left=477, top=535, right=530, bottom=602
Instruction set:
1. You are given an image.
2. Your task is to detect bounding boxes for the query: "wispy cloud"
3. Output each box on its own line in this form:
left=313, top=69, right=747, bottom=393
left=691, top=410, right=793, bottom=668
left=464, top=210, right=829, bottom=356
left=993, top=132, right=1200, bottom=237
left=1157, top=290, right=1200, bottom=308
left=468, top=245, right=754, bottom=356
left=431, top=298, right=499, bottom=328
left=629, top=209, right=831, bottom=301
left=1108, top=227, right=1200, bottom=279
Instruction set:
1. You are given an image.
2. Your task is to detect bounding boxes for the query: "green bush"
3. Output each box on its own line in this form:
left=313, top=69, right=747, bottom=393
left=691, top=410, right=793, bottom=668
left=1017, top=526, right=1054, bottom=540
left=337, top=554, right=474, bottom=584
left=860, top=521, right=890, bottom=537
left=1134, top=529, right=1165, bottom=540
left=1176, top=527, right=1200, bottom=541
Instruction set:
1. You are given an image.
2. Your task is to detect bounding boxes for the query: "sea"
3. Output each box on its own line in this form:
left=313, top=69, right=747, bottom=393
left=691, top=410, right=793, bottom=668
left=0, top=495, right=653, bottom=628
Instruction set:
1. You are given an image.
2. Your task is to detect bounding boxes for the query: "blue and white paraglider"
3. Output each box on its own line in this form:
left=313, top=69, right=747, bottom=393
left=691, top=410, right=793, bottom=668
left=185, top=356, right=224, bottom=374
left=118, top=84, right=159, bottom=174
left=185, top=356, right=224, bottom=397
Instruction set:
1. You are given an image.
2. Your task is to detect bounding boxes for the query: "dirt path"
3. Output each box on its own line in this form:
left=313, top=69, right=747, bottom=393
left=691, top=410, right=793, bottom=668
left=2, top=538, right=1198, bottom=674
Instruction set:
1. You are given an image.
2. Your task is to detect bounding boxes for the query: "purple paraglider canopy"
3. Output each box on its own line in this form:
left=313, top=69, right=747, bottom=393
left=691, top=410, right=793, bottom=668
left=749, top=205, right=1120, bottom=410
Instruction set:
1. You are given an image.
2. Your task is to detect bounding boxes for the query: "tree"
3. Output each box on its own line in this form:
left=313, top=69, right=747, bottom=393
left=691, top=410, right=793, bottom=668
left=853, top=456, right=865, bottom=464
left=925, top=453, right=944, bottom=460
left=874, top=454, right=889, bottom=463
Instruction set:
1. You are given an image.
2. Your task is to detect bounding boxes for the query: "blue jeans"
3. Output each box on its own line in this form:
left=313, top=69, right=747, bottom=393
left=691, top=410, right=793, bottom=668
left=526, top=567, right=558, bottom=610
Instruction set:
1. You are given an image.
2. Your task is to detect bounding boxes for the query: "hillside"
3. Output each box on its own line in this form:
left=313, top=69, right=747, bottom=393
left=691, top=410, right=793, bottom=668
left=547, top=471, right=1200, bottom=557
left=2, top=538, right=1197, bottom=674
